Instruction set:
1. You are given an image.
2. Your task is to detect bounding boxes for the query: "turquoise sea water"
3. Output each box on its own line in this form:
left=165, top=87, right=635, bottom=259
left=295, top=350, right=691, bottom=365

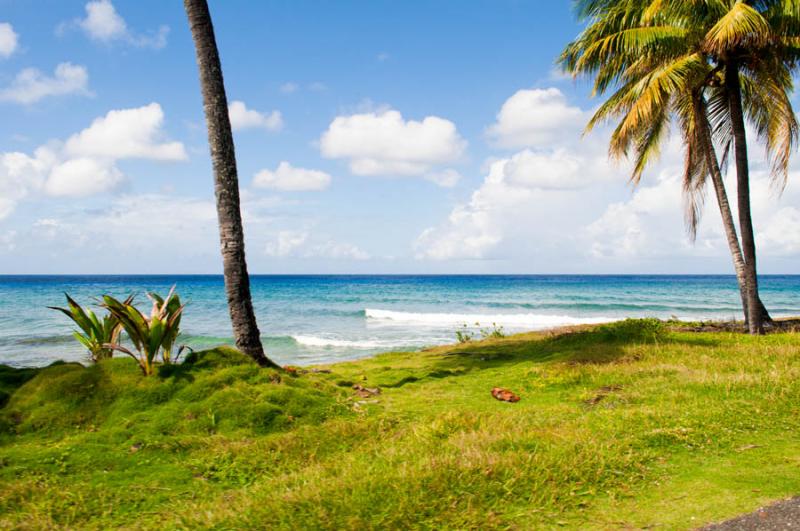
left=1, top=275, right=799, bottom=367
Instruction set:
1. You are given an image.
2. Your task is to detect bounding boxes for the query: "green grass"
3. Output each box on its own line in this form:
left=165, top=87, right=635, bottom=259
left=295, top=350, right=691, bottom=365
left=1, top=319, right=799, bottom=529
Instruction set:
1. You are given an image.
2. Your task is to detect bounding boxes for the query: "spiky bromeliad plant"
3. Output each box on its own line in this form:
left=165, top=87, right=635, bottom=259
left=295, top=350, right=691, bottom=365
left=49, top=294, right=129, bottom=363
left=102, top=288, right=186, bottom=375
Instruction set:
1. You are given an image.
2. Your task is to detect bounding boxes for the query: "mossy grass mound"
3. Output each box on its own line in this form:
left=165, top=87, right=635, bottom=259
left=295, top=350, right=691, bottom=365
left=1, top=320, right=799, bottom=529
left=2, top=346, right=349, bottom=439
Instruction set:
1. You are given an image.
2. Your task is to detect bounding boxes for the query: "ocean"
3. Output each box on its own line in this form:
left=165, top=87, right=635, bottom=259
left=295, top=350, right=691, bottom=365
left=1, top=275, right=799, bottom=368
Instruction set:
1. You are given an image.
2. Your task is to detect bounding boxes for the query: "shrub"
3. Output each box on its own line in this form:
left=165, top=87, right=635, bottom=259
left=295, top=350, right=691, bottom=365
left=102, top=288, right=186, bottom=376
left=49, top=294, right=129, bottom=362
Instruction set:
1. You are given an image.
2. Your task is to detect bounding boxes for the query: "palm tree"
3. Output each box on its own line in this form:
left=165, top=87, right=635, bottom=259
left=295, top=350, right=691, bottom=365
left=560, top=0, right=799, bottom=333
left=183, top=0, right=278, bottom=367
left=705, top=1, right=799, bottom=333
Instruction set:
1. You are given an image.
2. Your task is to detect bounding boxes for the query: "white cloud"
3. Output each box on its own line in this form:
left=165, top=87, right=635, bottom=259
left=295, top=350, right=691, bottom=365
left=416, top=87, right=648, bottom=262
left=415, top=159, right=524, bottom=260
left=71, top=0, right=168, bottom=49
left=586, top=172, right=689, bottom=260
left=44, top=158, right=124, bottom=197
left=228, top=101, right=283, bottom=132
left=80, top=0, right=126, bottom=41
left=0, top=104, right=186, bottom=214
left=0, top=149, right=52, bottom=220
left=757, top=207, right=800, bottom=256
left=425, top=169, right=462, bottom=188
left=280, top=82, right=298, bottom=94
left=0, top=63, right=91, bottom=104
left=253, top=162, right=331, bottom=192
left=265, top=230, right=370, bottom=260
left=0, top=23, right=19, bottom=58
left=264, top=230, right=308, bottom=257
left=502, top=149, right=593, bottom=190
left=486, top=87, right=586, bottom=149
left=65, top=103, right=187, bottom=161
left=320, top=108, right=466, bottom=177
left=584, top=166, right=800, bottom=263
left=415, top=146, right=621, bottom=260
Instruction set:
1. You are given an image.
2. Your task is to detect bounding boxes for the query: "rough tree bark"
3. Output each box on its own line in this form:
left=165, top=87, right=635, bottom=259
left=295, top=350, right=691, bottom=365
left=183, top=0, right=279, bottom=367
left=725, top=59, right=765, bottom=334
left=695, top=97, right=752, bottom=321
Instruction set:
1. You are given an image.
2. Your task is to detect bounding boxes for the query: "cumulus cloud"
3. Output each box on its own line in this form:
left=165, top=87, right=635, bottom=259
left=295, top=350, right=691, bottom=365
left=486, top=87, right=586, bottom=149
left=415, top=146, right=620, bottom=260
left=0, top=150, right=51, bottom=220
left=584, top=163, right=800, bottom=264
left=66, top=0, right=168, bottom=49
left=0, top=22, right=19, bottom=58
left=0, top=63, right=91, bottom=104
left=265, top=230, right=370, bottom=260
left=253, top=162, right=331, bottom=192
left=416, top=87, right=662, bottom=262
left=757, top=207, right=800, bottom=256
left=64, top=103, right=187, bottom=161
left=0, top=104, right=186, bottom=215
left=319, top=108, right=466, bottom=179
left=44, top=158, right=124, bottom=197
left=228, top=101, right=283, bottom=132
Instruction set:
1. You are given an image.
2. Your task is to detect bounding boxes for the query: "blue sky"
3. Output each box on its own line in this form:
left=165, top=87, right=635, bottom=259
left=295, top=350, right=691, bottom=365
left=0, top=0, right=798, bottom=274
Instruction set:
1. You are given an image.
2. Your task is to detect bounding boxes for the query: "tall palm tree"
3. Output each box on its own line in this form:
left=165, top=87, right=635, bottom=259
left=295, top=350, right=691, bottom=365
left=183, top=0, right=278, bottom=367
left=560, top=0, right=799, bottom=334
left=704, top=0, right=800, bottom=332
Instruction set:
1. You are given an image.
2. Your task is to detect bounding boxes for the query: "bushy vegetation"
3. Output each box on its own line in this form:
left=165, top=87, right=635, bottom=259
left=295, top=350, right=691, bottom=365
left=102, top=289, right=185, bottom=375
left=1, top=320, right=799, bottom=529
left=50, top=289, right=187, bottom=375
left=48, top=294, right=129, bottom=363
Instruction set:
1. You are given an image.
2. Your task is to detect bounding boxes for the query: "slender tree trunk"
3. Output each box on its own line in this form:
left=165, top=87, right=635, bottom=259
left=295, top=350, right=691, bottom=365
left=725, top=59, right=765, bottom=334
left=695, top=98, right=751, bottom=322
left=183, top=0, right=278, bottom=367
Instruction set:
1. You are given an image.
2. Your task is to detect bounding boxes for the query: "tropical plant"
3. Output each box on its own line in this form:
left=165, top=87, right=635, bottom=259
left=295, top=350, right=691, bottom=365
left=147, top=291, right=184, bottom=364
left=560, top=0, right=800, bottom=334
left=101, top=288, right=186, bottom=376
left=49, top=294, right=129, bottom=363
left=183, top=0, right=278, bottom=366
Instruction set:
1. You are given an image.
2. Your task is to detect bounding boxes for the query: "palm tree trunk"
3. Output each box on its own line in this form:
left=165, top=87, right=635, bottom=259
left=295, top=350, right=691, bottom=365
left=695, top=97, right=753, bottom=324
left=183, top=0, right=278, bottom=367
left=725, top=59, right=765, bottom=334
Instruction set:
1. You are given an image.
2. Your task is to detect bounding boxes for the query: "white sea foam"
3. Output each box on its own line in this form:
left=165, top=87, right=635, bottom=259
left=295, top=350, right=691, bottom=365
left=364, top=308, right=616, bottom=329
left=292, top=335, right=433, bottom=349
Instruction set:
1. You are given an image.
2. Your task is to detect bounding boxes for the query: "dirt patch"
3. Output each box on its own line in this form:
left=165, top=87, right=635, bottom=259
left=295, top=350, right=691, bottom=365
left=583, top=385, right=623, bottom=406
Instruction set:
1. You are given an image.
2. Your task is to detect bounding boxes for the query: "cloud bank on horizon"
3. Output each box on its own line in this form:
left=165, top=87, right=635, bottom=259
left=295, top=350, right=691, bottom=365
left=0, top=0, right=798, bottom=274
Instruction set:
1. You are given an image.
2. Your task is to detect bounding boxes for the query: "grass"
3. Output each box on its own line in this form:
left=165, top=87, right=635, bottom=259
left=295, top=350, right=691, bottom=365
left=1, top=319, right=799, bottom=529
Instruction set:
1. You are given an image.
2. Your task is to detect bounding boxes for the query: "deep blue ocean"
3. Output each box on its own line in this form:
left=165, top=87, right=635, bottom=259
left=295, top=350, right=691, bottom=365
left=1, top=275, right=799, bottom=367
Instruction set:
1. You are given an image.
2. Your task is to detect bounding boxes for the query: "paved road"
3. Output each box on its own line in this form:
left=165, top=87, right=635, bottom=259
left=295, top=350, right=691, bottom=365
left=702, top=497, right=800, bottom=530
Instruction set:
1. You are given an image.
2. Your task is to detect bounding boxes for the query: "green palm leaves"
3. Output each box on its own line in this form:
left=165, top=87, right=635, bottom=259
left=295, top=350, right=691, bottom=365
left=49, top=294, right=129, bottom=363
left=102, top=287, right=186, bottom=376
left=560, top=0, right=800, bottom=333
left=50, top=289, right=186, bottom=376
left=561, top=0, right=799, bottom=189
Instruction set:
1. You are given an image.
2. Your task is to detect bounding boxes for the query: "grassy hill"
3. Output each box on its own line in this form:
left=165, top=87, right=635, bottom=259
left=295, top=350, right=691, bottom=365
left=1, top=319, right=799, bottom=529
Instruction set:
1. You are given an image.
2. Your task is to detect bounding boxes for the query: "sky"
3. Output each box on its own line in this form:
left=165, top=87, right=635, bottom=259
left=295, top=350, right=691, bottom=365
left=0, top=0, right=798, bottom=275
